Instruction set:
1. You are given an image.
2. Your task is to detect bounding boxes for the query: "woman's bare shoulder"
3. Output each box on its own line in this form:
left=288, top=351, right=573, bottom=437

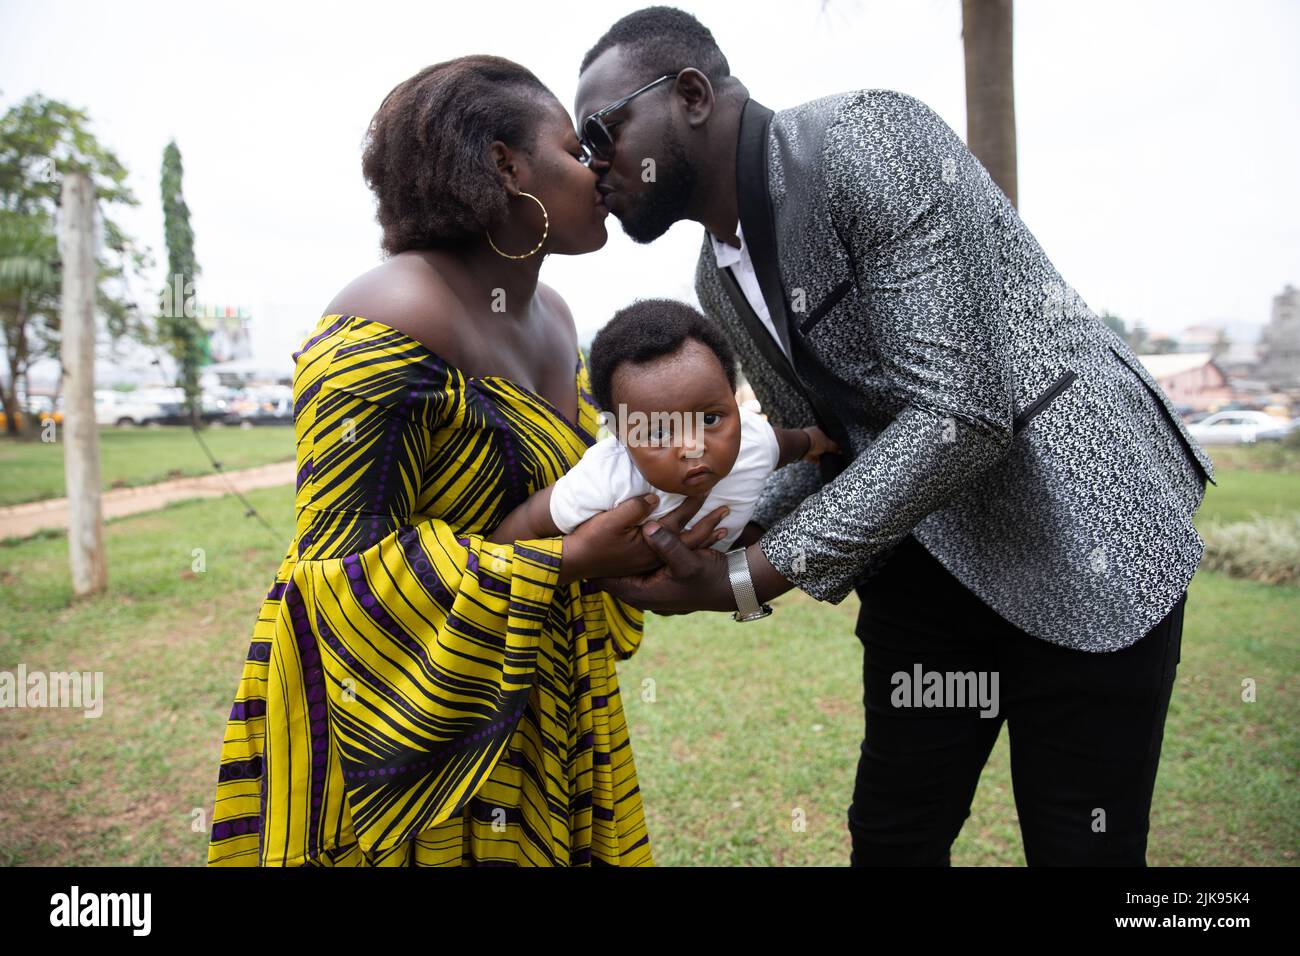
left=536, top=281, right=579, bottom=346
left=323, top=253, right=466, bottom=360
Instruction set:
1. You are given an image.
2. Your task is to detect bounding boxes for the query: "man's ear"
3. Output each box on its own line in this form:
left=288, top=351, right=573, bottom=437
left=489, top=140, right=522, bottom=196
left=675, top=68, right=714, bottom=129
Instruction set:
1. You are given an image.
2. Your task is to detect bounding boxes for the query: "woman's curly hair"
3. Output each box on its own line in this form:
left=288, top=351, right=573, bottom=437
left=362, top=55, right=555, bottom=255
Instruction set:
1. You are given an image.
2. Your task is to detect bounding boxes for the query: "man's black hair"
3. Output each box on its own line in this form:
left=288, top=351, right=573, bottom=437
left=588, top=298, right=738, bottom=413
left=579, top=6, right=729, bottom=84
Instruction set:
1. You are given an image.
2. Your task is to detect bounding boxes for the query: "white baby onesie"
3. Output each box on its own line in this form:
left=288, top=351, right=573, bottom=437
left=548, top=405, right=781, bottom=551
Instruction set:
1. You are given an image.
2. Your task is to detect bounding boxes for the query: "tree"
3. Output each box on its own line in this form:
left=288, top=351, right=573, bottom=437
left=157, top=140, right=206, bottom=426
left=962, top=0, right=1018, bottom=208
left=1100, top=309, right=1127, bottom=339
left=1128, top=321, right=1151, bottom=355
left=1101, top=310, right=1170, bottom=354
left=0, top=209, right=59, bottom=432
left=0, top=92, right=151, bottom=436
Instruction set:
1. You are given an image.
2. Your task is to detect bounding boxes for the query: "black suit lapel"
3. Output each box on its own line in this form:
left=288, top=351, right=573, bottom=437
left=733, top=97, right=794, bottom=358
left=717, top=265, right=806, bottom=402
left=711, top=98, right=850, bottom=481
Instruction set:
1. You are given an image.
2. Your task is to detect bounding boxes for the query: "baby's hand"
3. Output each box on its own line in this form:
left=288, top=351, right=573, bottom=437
left=800, top=425, right=840, bottom=463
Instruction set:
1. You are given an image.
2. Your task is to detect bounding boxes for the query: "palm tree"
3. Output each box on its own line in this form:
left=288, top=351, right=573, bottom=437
left=962, top=0, right=1018, bottom=208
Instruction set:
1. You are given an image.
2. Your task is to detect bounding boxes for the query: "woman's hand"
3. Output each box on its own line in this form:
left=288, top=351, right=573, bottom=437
left=557, top=493, right=730, bottom=586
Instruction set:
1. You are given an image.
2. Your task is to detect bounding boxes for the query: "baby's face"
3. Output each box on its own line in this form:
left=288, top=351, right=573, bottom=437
left=606, top=338, right=742, bottom=496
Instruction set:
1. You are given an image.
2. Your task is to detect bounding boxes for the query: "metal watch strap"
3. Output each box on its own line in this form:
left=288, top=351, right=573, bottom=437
left=726, top=547, right=772, bottom=622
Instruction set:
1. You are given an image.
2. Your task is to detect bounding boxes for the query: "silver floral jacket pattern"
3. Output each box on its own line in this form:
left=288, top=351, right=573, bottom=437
left=694, top=90, right=1214, bottom=651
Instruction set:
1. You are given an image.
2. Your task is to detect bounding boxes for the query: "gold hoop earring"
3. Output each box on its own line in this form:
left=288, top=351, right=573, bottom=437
left=486, top=191, right=549, bottom=259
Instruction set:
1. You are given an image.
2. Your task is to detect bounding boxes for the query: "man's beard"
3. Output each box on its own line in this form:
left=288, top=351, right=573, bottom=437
left=618, top=126, right=697, bottom=244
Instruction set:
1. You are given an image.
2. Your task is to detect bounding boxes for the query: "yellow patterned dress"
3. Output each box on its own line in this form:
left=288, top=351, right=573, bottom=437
left=206, top=313, right=651, bottom=866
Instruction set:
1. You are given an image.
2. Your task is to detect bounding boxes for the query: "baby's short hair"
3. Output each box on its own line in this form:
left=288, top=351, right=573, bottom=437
left=588, top=298, right=738, bottom=413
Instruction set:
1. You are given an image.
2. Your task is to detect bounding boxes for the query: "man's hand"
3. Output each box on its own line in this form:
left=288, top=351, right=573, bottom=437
left=593, top=520, right=796, bottom=614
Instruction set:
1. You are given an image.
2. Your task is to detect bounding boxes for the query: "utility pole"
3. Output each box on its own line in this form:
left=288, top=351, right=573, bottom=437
left=58, top=171, right=107, bottom=597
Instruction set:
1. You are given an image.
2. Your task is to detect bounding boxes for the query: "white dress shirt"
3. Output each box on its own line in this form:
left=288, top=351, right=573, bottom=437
left=709, top=221, right=790, bottom=359
left=548, top=405, right=781, bottom=551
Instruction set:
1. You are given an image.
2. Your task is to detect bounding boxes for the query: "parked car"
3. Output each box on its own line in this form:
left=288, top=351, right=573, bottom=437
left=201, top=389, right=235, bottom=423
left=1187, top=410, right=1292, bottom=445
left=145, top=386, right=233, bottom=425
left=0, top=396, right=62, bottom=430
left=94, top=390, right=170, bottom=427
left=141, top=388, right=191, bottom=425
left=223, top=386, right=294, bottom=427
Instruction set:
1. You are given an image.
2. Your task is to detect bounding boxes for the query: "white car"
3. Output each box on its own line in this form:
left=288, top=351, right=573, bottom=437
left=1187, top=410, right=1292, bottom=445
left=94, top=390, right=168, bottom=427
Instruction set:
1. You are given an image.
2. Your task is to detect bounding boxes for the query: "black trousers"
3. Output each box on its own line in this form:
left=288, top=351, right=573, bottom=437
left=848, top=536, right=1184, bottom=866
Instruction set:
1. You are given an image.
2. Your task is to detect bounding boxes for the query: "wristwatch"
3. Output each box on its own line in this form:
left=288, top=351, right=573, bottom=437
left=726, top=547, right=773, bottom=622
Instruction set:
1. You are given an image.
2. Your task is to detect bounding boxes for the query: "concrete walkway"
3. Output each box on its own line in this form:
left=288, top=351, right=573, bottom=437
left=0, top=460, right=295, bottom=540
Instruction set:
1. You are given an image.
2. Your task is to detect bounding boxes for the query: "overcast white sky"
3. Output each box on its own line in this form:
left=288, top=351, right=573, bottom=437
left=2, top=0, right=1297, bottom=375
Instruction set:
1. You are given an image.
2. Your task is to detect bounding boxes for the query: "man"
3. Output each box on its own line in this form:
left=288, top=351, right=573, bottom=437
left=574, top=6, right=1213, bottom=865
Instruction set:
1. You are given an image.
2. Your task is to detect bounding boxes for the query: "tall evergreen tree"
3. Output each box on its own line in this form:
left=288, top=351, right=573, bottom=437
left=157, top=139, right=206, bottom=426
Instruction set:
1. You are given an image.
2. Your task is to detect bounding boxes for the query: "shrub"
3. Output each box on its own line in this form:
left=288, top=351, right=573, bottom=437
left=1200, top=514, right=1300, bottom=585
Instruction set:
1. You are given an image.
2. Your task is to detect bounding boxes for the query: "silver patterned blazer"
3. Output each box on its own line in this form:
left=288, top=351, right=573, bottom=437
left=694, top=91, right=1215, bottom=652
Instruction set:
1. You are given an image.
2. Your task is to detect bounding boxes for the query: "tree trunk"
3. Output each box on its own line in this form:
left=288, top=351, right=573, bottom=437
left=4, top=289, right=34, bottom=438
left=0, top=375, right=19, bottom=436
left=962, top=0, right=1018, bottom=208
left=15, top=291, right=33, bottom=439
left=1, top=317, right=19, bottom=436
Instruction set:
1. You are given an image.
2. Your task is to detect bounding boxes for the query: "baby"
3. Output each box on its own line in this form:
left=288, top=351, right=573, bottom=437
left=490, top=298, right=838, bottom=551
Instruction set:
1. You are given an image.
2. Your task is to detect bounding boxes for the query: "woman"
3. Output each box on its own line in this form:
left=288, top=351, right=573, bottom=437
left=205, top=56, right=729, bottom=866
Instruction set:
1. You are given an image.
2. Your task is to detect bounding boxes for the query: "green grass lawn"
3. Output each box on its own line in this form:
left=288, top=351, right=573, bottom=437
left=1194, top=469, right=1300, bottom=525
left=1206, top=440, right=1300, bottom=474
left=0, top=426, right=295, bottom=507
left=1199, top=442, right=1300, bottom=524
left=0, top=459, right=1295, bottom=866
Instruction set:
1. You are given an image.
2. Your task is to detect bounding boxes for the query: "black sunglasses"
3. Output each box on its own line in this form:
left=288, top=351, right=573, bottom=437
left=577, top=72, right=679, bottom=166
